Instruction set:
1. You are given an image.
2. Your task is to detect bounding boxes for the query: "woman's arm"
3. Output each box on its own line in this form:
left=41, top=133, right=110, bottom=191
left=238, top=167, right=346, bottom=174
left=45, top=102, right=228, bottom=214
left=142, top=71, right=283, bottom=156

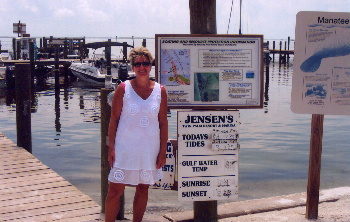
left=156, top=85, right=168, bottom=169
left=108, top=82, right=125, bottom=168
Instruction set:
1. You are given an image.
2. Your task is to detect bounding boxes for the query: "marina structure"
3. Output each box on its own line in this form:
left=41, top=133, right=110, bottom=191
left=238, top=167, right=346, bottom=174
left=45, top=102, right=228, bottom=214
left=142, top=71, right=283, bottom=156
left=0, top=132, right=102, bottom=221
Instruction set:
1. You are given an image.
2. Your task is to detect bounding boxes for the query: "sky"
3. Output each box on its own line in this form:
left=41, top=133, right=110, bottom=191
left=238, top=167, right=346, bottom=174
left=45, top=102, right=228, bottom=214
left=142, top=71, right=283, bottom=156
left=0, top=0, right=350, bottom=40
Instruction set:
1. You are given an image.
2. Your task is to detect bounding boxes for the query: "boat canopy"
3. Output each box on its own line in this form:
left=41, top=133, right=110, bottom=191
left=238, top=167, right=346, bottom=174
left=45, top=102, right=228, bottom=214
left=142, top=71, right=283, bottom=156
left=85, top=41, right=134, bottom=49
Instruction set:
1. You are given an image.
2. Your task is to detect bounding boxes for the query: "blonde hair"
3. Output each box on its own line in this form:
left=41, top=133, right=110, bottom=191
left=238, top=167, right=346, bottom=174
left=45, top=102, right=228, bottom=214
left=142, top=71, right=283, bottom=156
left=129, top=47, right=154, bottom=66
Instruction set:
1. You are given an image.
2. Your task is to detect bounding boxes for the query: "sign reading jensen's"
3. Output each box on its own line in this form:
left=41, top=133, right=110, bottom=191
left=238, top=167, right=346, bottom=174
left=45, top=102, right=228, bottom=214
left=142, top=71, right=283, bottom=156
left=156, top=34, right=264, bottom=109
left=177, top=111, right=239, bottom=201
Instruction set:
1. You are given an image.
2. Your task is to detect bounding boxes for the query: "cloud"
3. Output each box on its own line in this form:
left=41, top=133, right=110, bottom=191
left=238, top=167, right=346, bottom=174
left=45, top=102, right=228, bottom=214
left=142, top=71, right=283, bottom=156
left=53, top=8, right=75, bottom=18
left=18, top=0, right=39, bottom=13
left=0, top=1, right=9, bottom=12
left=77, top=0, right=110, bottom=22
left=2, top=0, right=350, bottom=39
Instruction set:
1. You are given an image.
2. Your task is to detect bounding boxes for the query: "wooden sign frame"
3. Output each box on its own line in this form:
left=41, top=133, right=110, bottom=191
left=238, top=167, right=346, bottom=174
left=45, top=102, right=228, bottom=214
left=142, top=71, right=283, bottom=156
left=155, top=34, right=264, bottom=110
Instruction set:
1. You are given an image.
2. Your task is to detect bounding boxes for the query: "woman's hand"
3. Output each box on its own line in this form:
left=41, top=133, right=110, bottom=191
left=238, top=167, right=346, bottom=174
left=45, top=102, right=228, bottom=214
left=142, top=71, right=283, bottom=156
left=156, top=153, right=166, bottom=169
left=108, top=148, right=115, bottom=168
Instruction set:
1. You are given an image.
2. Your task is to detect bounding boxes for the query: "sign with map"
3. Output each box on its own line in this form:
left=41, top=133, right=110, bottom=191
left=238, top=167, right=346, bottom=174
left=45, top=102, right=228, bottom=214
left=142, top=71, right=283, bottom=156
left=177, top=110, right=239, bottom=201
left=292, top=11, right=350, bottom=115
left=155, top=34, right=263, bottom=109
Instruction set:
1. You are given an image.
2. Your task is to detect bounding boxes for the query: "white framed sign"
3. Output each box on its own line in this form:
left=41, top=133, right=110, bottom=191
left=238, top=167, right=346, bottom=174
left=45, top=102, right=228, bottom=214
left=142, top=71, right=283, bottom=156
left=291, top=11, right=350, bottom=115
left=156, top=34, right=264, bottom=109
left=177, top=110, right=239, bottom=201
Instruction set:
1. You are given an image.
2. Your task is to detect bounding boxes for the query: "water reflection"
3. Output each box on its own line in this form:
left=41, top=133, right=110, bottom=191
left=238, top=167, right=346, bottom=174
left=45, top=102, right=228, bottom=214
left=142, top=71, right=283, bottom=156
left=55, top=87, right=61, bottom=132
left=264, top=65, right=270, bottom=113
left=263, top=61, right=293, bottom=114
left=1, top=60, right=350, bottom=208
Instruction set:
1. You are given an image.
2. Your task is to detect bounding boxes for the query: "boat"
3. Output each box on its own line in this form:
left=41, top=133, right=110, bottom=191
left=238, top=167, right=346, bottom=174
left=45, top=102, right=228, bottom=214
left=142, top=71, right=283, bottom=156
left=0, top=67, right=5, bottom=89
left=69, top=60, right=135, bottom=86
left=69, top=41, right=135, bottom=86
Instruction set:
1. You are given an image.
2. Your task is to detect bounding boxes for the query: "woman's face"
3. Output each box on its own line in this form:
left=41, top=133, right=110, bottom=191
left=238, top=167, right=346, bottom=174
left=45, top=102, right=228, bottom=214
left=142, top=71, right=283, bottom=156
left=132, top=55, right=151, bottom=77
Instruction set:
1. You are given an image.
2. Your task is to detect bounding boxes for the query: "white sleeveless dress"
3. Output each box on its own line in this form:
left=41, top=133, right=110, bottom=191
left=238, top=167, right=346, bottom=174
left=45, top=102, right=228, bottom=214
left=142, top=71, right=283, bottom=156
left=108, top=80, right=163, bottom=185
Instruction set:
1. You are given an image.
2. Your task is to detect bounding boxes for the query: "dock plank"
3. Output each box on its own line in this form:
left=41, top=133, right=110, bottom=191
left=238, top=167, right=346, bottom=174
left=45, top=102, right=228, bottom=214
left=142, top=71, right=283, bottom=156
left=1, top=195, right=95, bottom=215
left=1, top=160, right=51, bottom=175
left=0, top=133, right=102, bottom=221
left=2, top=172, right=62, bottom=183
left=1, top=176, right=68, bottom=191
left=2, top=171, right=61, bottom=182
left=0, top=186, right=80, bottom=204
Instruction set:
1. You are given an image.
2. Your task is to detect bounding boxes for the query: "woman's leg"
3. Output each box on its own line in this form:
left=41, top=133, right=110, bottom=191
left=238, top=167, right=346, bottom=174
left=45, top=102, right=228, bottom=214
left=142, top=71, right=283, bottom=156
left=105, top=182, right=125, bottom=222
left=133, top=184, right=149, bottom=222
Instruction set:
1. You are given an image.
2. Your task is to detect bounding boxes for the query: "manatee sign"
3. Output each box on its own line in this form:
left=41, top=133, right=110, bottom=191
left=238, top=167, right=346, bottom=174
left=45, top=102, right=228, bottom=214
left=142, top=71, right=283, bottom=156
left=291, top=11, right=350, bottom=115
left=177, top=111, right=239, bottom=201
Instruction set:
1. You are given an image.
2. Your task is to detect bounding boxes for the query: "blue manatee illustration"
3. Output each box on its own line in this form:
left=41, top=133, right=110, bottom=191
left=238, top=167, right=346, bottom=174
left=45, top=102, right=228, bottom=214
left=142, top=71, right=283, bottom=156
left=300, top=34, right=350, bottom=72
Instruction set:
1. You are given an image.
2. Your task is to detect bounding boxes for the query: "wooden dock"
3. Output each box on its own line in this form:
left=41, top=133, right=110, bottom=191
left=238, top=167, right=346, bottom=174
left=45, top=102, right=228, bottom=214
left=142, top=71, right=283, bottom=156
left=0, top=133, right=102, bottom=221
left=264, top=38, right=294, bottom=64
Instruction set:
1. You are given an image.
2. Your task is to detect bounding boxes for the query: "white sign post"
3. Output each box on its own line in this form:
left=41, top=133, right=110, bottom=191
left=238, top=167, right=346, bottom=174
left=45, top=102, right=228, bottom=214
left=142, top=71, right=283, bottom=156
left=292, top=11, right=350, bottom=115
left=177, top=111, right=239, bottom=201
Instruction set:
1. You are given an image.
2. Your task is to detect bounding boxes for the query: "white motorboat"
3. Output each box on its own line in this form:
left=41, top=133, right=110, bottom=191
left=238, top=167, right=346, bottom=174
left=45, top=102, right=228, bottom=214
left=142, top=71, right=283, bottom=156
left=69, top=41, right=135, bottom=86
left=0, top=66, right=7, bottom=89
left=69, top=60, right=135, bottom=86
left=69, top=41, right=156, bottom=86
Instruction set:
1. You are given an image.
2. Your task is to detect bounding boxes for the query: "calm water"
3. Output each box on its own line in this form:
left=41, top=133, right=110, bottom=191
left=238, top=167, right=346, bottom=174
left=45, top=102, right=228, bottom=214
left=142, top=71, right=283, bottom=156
left=1, top=42, right=350, bottom=211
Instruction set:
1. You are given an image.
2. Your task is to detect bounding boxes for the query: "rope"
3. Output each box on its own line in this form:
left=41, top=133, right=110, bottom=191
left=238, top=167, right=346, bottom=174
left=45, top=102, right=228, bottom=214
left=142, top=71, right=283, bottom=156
left=227, top=0, right=234, bottom=34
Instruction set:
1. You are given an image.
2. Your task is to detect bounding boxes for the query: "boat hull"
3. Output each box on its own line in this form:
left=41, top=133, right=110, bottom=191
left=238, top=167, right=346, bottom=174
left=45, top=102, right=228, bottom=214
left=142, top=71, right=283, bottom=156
left=69, top=63, right=118, bottom=86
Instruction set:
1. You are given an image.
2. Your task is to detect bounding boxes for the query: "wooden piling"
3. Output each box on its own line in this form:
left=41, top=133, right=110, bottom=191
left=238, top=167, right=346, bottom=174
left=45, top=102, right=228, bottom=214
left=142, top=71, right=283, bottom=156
left=123, top=42, right=128, bottom=62
left=29, top=41, right=35, bottom=77
left=189, top=0, right=218, bottom=221
left=29, top=41, right=36, bottom=111
left=272, top=41, right=276, bottom=62
left=100, top=88, right=125, bottom=220
left=106, top=39, right=112, bottom=76
left=54, top=45, right=60, bottom=90
left=279, top=41, right=282, bottom=65
left=287, top=36, right=291, bottom=63
left=101, top=89, right=112, bottom=213
left=189, top=0, right=217, bottom=34
left=63, top=62, right=70, bottom=87
left=16, top=40, right=21, bottom=60
left=306, top=114, right=324, bottom=219
left=63, top=38, right=68, bottom=59
left=55, top=81, right=61, bottom=133
left=15, top=63, right=32, bottom=153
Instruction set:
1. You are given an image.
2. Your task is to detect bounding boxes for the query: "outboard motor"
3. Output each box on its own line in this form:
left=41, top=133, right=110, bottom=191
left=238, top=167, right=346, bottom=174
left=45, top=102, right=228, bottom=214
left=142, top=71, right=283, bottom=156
left=118, top=64, right=128, bottom=82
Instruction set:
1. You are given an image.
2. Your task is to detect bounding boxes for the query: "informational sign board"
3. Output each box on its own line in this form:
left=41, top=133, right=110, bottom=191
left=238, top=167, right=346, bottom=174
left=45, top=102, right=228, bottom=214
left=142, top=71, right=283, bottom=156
left=177, top=111, right=239, bottom=201
left=291, top=11, right=350, bottom=115
left=156, top=34, right=264, bottom=109
left=152, top=141, right=175, bottom=190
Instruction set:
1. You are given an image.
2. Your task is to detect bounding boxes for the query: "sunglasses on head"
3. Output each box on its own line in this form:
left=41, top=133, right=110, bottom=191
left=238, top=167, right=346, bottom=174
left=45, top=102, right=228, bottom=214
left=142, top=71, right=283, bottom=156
left=133, top=62, right=151, bottom=67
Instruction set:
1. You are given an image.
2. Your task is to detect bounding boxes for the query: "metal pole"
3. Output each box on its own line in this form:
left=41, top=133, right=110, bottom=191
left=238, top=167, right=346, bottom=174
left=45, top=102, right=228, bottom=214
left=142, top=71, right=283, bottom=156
left=239, top=0, right=242, bottom=34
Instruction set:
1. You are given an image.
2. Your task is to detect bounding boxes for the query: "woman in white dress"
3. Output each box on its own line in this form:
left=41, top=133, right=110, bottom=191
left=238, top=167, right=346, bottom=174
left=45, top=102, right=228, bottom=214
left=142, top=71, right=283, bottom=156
left=105, top=47, right=168, bottom=222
